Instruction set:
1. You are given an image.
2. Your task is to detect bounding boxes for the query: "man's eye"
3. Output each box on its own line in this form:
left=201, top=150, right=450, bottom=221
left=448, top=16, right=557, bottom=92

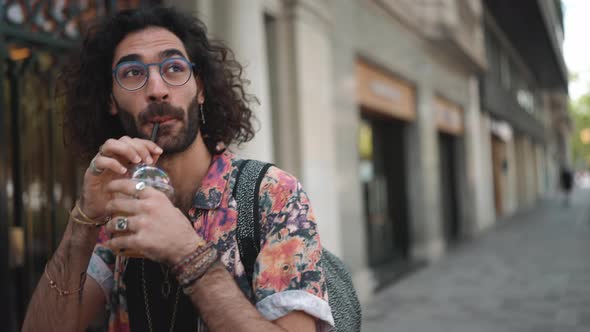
left=124, top=68, right=144, bottom=77
left=166, top=64, right=184, bottom=73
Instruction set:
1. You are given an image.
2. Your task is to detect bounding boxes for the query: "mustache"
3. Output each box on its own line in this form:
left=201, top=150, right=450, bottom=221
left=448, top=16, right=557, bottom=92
left=138, top=103, right=185, bottom=126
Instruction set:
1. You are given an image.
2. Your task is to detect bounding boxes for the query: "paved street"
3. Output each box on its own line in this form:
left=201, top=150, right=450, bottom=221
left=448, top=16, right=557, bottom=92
left=362, top=189, right=590, bottom=332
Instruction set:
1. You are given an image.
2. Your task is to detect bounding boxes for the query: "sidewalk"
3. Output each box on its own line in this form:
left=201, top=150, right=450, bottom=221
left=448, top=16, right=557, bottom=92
left=362, top=189, right=590, bottom=332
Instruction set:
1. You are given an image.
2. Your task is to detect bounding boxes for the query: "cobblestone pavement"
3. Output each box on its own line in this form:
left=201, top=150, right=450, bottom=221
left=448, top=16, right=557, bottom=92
left=362, top=189, right=590, bottom=332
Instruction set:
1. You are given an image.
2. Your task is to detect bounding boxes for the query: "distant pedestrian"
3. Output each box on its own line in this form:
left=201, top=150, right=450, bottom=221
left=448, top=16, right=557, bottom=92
left=560, top=166, right=574, bottom=206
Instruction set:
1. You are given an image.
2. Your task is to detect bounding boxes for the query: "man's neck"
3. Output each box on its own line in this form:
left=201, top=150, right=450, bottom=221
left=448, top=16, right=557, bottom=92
left=156, top=133, right=212, bottom=212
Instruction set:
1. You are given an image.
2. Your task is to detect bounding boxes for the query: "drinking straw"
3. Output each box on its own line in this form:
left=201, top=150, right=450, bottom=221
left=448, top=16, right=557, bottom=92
left=150, top=122, right=159, bottom=142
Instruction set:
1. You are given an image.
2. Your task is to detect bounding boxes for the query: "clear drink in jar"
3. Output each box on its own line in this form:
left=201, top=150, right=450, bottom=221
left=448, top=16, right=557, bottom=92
left=112, top=163, right=174, bottom=257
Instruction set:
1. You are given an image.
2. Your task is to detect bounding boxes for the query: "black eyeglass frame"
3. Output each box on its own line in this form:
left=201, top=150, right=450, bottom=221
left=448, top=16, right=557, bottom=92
left=112, top=57, right=196, bottom=91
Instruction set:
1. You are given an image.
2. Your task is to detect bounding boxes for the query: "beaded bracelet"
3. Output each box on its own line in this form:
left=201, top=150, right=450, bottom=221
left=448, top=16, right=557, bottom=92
left=171, top=241, right=212, bottom=275
left=176, top=247, right=217, bottom=283
left=176, top=248, right=217, bottom=283
left=44, top=263, right=86, bottom=296
left=176, top=247, right=218, bottom=291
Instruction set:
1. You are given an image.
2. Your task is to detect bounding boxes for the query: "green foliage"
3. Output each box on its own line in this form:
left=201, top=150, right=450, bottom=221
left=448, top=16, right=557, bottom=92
left=570, top=94, right=590, bottom=169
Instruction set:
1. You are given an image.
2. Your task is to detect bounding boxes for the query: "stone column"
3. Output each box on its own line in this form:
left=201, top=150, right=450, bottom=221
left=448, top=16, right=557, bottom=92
left=331, top=0, right=373, bottom=302
left=165, top=0, right=213, bottom=28
left=285, top=1, right=342, bottom=257
left=208, top=0, right=274, bottom=162
left=406, top=65, right=444, bottom=262
left=195, top=0, right=214, bottom=30
left=164, top=0, right=273, bottom=162
left=462, top=76, right=495, bottom=234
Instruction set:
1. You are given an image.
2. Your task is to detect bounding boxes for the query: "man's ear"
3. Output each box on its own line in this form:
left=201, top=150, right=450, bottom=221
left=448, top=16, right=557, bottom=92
left=109, top=94, right=118, bottom=115
left=196, top=77, right=205, bottom=104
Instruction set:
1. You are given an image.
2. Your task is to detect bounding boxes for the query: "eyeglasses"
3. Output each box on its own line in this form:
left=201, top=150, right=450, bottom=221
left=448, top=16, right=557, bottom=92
left=112, top=57, right=195, bottom=91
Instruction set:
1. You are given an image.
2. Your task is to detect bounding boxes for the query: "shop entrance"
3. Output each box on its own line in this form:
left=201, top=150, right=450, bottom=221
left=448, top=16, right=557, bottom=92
left=491, top=135, right=507, bottom=216
left=438, top=133, right=460, bottom=244
left=360, top=113, right=410, bottom=267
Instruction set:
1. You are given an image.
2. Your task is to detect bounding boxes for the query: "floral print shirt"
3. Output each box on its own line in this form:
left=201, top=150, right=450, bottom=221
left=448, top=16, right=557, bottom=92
left=87, top=151, right=334, bottom=331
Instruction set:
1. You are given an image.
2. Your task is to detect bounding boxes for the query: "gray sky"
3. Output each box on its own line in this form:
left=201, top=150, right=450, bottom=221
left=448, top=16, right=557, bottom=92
left=563, top=0, right=590, bottom=99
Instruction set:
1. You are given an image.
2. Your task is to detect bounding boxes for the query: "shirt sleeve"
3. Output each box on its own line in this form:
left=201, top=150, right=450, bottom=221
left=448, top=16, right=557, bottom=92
left=253, top=167, right=335, bottom=331
left=86, top=226, right=116, bottom=304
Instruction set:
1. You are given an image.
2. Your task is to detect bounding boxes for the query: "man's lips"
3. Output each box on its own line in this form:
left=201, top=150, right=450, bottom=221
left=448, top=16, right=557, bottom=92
left=145, top=117, right=178, bottom=136
left=150, top=116, right=176, bottom=124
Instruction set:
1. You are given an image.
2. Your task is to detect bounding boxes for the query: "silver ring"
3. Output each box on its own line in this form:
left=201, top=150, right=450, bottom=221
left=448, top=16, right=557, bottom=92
left=115, top=217, right=129, bottom=231
left=134, top=181, right=146, bottom=199
left=135, top=181, right=146, bottom=191
left=89, top=157, right=104, bottom=175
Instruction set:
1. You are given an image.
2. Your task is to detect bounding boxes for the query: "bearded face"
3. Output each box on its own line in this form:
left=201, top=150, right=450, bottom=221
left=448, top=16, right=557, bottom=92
left=116, top=97, right=201, bottom=155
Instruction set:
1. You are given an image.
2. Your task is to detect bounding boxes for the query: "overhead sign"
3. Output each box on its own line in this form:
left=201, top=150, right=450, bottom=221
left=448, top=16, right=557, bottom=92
left=356, top=60, right=416, bottom=122
left=490, top=119, right=514, bottom=142
left=435, top=97, right=464, bottom=135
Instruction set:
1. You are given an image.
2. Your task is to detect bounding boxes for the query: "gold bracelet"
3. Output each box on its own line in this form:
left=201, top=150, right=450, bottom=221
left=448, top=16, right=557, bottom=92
left=44, top=263, right=86, bottom=296
left=71, top=200, right=108, bottom=227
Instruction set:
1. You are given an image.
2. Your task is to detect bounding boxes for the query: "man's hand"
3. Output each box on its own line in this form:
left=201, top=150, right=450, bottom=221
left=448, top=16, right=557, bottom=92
left=80, top=136, right=163, bottom=221
left=103, top=179, right=203, bottom=265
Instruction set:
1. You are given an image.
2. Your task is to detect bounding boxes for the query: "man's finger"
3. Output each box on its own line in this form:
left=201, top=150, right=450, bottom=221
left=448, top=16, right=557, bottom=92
left=105, top=215, right=139, bottom=233
left=105, top=179, right=155, bottom=198
left=92, top=154, right=129, bottom=175
left=104, top=196, right=142, bottom=216
left=100, top=138, right=143, bottom=165
left=121, top=136, right=155, bottom=165
left=106, top=233, right=139, bottom=252
left=133, top=137, right=163, bottom=159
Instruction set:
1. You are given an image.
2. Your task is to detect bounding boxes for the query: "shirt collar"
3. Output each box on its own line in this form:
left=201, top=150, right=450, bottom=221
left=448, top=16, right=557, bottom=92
left=191, top=150, right=235, bottom=210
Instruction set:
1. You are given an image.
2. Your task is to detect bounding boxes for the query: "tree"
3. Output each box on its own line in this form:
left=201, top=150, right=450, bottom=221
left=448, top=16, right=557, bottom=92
left=570, top=93, right=590, bottom=169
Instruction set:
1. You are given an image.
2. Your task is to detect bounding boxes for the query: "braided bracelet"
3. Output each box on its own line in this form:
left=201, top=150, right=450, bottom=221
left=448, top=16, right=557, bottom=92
left=44, top=263, right=86, bottom=296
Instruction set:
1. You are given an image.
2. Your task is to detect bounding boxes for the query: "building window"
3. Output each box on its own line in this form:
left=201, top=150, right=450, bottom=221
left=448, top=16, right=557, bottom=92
left=499, top=51, right=511, bottom=90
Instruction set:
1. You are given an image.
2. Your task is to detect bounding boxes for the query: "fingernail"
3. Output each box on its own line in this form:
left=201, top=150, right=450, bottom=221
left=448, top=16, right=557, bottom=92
left=155, top=147, right=163, bottom=154
left=146, top=157, right=153, bottom=164
left=120, top=167, right=128, bottom=174
left=134, top=156, right=141, bottom=163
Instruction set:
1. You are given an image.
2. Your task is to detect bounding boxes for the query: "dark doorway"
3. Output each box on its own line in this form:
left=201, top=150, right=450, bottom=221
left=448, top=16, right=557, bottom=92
left=0, top=2, right=162, bottom=330
left=491, top=135, right=507, bottom=216
left=360, top=112, right=409, bottom=267
left=438, top=133, right=460, bottom=244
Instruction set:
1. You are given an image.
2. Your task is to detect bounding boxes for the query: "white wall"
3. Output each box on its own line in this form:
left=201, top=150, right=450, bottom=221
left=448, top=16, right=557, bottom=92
left=291, top=3, right=342, bottom=257
left=171, top=0, right=499, bottom=304
left=475, top=113, right=496, bottom=232
left=504, top=136, right=518, bottom=215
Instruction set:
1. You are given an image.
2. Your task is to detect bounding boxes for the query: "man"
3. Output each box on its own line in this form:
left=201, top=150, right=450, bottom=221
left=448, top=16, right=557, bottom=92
left=23, top=6, right=334, bottom=332
left=560, top=166, right=574, bottom=207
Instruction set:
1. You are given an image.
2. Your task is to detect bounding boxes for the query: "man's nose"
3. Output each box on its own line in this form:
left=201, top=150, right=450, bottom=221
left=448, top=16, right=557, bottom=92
left=145, top=66, right=169, bottom=102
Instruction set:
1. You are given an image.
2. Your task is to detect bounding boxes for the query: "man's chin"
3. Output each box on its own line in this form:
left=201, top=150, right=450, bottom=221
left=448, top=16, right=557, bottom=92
left=156, top=135, right=196, bottom=155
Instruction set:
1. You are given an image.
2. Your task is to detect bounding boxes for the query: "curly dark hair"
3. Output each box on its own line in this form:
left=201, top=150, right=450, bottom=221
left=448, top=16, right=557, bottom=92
left=61, top=6, right=256, bottom=163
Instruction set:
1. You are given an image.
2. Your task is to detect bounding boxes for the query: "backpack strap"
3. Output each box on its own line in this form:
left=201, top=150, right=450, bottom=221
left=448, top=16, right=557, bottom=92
left=233, top=159, right=273, bottom=285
